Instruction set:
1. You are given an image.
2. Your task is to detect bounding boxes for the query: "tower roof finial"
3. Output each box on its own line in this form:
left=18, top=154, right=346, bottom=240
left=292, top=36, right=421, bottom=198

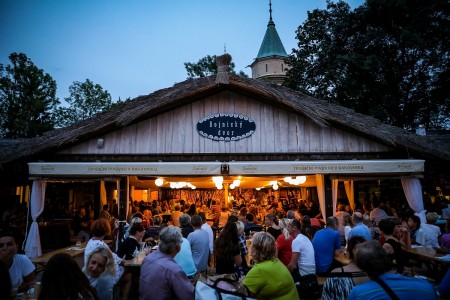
left=269, top=0, right=273, bottom=23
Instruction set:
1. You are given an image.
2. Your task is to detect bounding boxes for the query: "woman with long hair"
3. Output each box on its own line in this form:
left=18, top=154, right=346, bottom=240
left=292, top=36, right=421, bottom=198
left=84, top=246, right=116, bottom=300
left=265, top=213, right=282, bottom=240
left=214, top=222, right=242, bottom=274
left=38, top=253, right=98, bottom=300
left=276, top=218, right=294, bottom=266
left=243, top=232, right=299, bottom=299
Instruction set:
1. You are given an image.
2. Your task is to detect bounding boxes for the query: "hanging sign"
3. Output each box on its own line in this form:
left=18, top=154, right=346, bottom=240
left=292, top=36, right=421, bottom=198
left=197, top=113, right=256, bottom=141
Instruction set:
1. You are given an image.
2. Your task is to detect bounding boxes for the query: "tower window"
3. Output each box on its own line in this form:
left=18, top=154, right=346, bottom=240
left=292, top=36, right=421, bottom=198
left=266, top=64, right=268, bottom=72
left=281, top=64, right=284, bottom=71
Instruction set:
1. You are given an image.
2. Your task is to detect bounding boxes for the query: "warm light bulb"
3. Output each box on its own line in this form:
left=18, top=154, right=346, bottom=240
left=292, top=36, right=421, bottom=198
left=155, top=178, right=164, bottom=186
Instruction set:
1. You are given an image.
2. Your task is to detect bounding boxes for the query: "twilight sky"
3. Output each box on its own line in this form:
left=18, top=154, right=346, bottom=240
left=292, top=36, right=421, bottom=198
left=0, top=0, right=363, bottom=102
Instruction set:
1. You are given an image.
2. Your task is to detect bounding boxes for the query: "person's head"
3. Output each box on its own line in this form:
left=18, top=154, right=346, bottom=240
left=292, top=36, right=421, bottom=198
left=191, top=215, right=202, bottom=228
left=153, top=215, right=162, bottom=226
left=326, top=217, right=338, bottom=229
left=352, top=212, right=363, bottom=224
left=40, top=253, right=98, bottom=300
left=407, top=215, right=421, bottom=230
left=286, top=210, right=295, bottom=219
left=0, top=231, right=18, bottom=264
left=91, top=218, right=111, bottom=238
left=219, top=222, right=239, bottom=243
left=102, top=204, right=109, bottom=211
left=239, top=207, right=247, bottom=216
left=279, top=218, right=292, bottom=239
left=179, top=214, right=191, bottom=227
left=347, top=236, right=366, bottom=260
left=221, top=206, right=227, bottom=212
left=265, top=214, right=278, bottom=226
left=211, top=200, right=216, bottom=205
left=228, top=213, right=238, bottom=223
left=246, top=213, right=254, bottom=223
left=288, top=219, right=301, bottom=236
left=337, top=203, right=346, bottom=212
left=426, top=212, right=438, bottom=224
left=85, top=246, right=115, bottom=278
left=198, top=212, right=207, bottom=223
left=174, top=205, right=181, bottom=211
left=378, top=218, right=394, bottom=235
left=251, top=232, right=277, bottom=263
left=130, top=224, right=145, bottom=239
left=158, top=226, right=183, bottom=256
left=236, top=221, right=245, bottom=236
left=354, top=240, right=392, bottom=277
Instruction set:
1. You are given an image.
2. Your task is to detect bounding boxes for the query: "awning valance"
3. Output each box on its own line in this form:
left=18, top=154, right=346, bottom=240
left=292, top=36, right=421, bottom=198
left=29, top=162, right=222, bottom=176
left=227, top=160, right=424, bottom=175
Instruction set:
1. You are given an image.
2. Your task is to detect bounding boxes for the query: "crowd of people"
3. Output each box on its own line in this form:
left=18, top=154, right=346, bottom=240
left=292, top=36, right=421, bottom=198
left=1, top=193, right=450, bottom=299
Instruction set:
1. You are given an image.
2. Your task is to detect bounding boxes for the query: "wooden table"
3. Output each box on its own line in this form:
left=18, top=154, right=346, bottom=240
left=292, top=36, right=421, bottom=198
left=31, top=240, right=112, bottom=267
left=31, top=241, right=88, bottom=266
left=404, top=246, right=450, bottom=281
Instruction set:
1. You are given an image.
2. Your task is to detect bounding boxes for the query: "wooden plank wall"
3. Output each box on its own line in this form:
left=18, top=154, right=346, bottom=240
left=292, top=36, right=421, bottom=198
left=59, top=90, right=389, bottom=155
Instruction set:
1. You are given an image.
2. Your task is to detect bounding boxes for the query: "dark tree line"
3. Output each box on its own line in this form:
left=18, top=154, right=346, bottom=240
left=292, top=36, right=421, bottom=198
left=284, top=0, right=449, bottom=130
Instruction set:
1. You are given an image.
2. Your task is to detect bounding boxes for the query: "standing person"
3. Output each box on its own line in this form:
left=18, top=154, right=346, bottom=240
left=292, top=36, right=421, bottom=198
left=348, top=240, right=437, bottom=300
left=171, top=205, right=183, bottom=227
left=39, top=253, right=98, bottom=300
left=218, top=206, right=230, bottom=228
left=214, top=222, right=242, bottom=274
left=276, top=218, right=293, bottom=267
left=348, top=212, right=372, bottom=241
left=0, top=230, right=35, bottom=293
left=187, top=215, right=209, bottom=274
left=235, top=221, right=249, bottom=270
left=179, top=214, right=194, bottom=238
left=312, top=217, right=341, bottom=276
left=99, top=204, right=111, bottom=221
left=243, top=232, right=299, bottom=300
left=265, top=213, right=282, bottom=240
left=140, top=227, right=195, bottom=300
left=369, top=199, right=388, bottom=225
left=174, top=237, right=197, bottom=280
left=83, top=246, right=116, bottom=300
left=335, top=204, right=350, bottom=244
left=198, top=212, right=214, bottom=257
left=287, top=219, right=318, bottom=300
left=74, top=207, right=91, bottom=242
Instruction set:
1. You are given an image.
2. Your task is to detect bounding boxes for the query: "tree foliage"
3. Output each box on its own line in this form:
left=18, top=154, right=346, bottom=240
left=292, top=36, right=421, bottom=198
left=285, top=0, right=449, bottom=130
left=184, top=55, right=248, bottom=78
left=54, top=79, right=113, bottom=128
left=0, top=53, right=59, bottom=138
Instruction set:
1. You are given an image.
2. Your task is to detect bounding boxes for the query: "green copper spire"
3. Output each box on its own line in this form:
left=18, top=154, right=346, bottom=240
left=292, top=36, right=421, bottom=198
left=256, top=0, right=287, bottom=59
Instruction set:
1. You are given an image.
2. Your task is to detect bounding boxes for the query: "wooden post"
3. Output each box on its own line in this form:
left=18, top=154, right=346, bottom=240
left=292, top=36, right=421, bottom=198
left=324, top=175, right=333, bottom=219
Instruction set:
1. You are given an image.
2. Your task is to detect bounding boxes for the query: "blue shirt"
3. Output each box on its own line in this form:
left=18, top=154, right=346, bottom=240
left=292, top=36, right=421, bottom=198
left=174, top=238, right=197, bottom=277
left=187, top=228, right=210, bottom=273
left=348, top=223, right=372, bottom=241
left=348, top=273, right=437, bottom=300
left=312, top=228, right=341, bottom=273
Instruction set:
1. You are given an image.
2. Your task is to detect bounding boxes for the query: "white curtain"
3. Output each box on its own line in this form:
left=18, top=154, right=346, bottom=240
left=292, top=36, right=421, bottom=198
left=344, top=180, right=355, bottom=210
left=24, top=179, right=46, bottom=258
left=100, top=180, right=107, bottom=208
left=401, top=177, right=426, bottom=224
left=332, top=179, right=339, bottom=216
left=316, top=174, right=326, bottom=220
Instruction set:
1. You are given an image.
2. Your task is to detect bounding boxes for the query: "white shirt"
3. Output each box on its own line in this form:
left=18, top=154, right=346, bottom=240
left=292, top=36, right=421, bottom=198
left=201, top=223, right=214, bottom=254
left=369, top=208, right=388, bottom=224
left=291, top=233, right=316, bottom=276
left=9, top=254, right=35, bottom=288
left=421, top=224, right=440, bottom=248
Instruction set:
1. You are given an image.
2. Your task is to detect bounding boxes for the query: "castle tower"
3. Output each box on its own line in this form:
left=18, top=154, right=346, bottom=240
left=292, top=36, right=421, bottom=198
left=250, top=0, right=289, bottom=84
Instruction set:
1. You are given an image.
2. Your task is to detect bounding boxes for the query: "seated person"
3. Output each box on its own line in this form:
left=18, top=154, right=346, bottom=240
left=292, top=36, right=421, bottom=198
left=244, top=214, right=263, bottom=236
left=243, top=232, right=298, bottom=299
left=84, top=245, right=116, bottom=300
left=348, top=241, right=437, bottom=300
left=40, top=253, right=98, bottom=300
left=144, top=215, right=162, bottom=246
left=322, top=236, right=369, bottom=300
left=0, top=230, right=35, bottom=293
left=117, top=224, right=146, bottom=260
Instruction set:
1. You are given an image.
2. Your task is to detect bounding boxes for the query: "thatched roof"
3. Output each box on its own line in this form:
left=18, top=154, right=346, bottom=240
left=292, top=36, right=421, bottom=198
left=1, top=73, right=449, bottom=164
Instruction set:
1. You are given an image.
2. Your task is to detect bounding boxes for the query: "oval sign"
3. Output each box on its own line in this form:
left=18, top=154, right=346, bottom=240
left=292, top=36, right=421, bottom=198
left=197, top=113, right=256, bottom=142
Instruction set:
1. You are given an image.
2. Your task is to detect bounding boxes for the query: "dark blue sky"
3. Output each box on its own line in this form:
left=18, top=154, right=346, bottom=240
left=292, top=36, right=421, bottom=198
left=0, top=0, right=363, bottom=103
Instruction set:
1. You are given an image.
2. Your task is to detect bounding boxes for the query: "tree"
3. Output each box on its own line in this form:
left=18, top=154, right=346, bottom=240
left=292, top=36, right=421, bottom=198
left=285, top=0, right=449, bottom=130
left=0, top=53, right=59, bottom=138
left=54, top=79, right=113, bottom=128
left=184, top=55, right=248, bottom=78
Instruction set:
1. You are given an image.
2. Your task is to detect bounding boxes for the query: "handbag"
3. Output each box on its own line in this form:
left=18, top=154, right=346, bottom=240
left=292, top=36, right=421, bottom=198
left=195, top=278, right=256, bottom=300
